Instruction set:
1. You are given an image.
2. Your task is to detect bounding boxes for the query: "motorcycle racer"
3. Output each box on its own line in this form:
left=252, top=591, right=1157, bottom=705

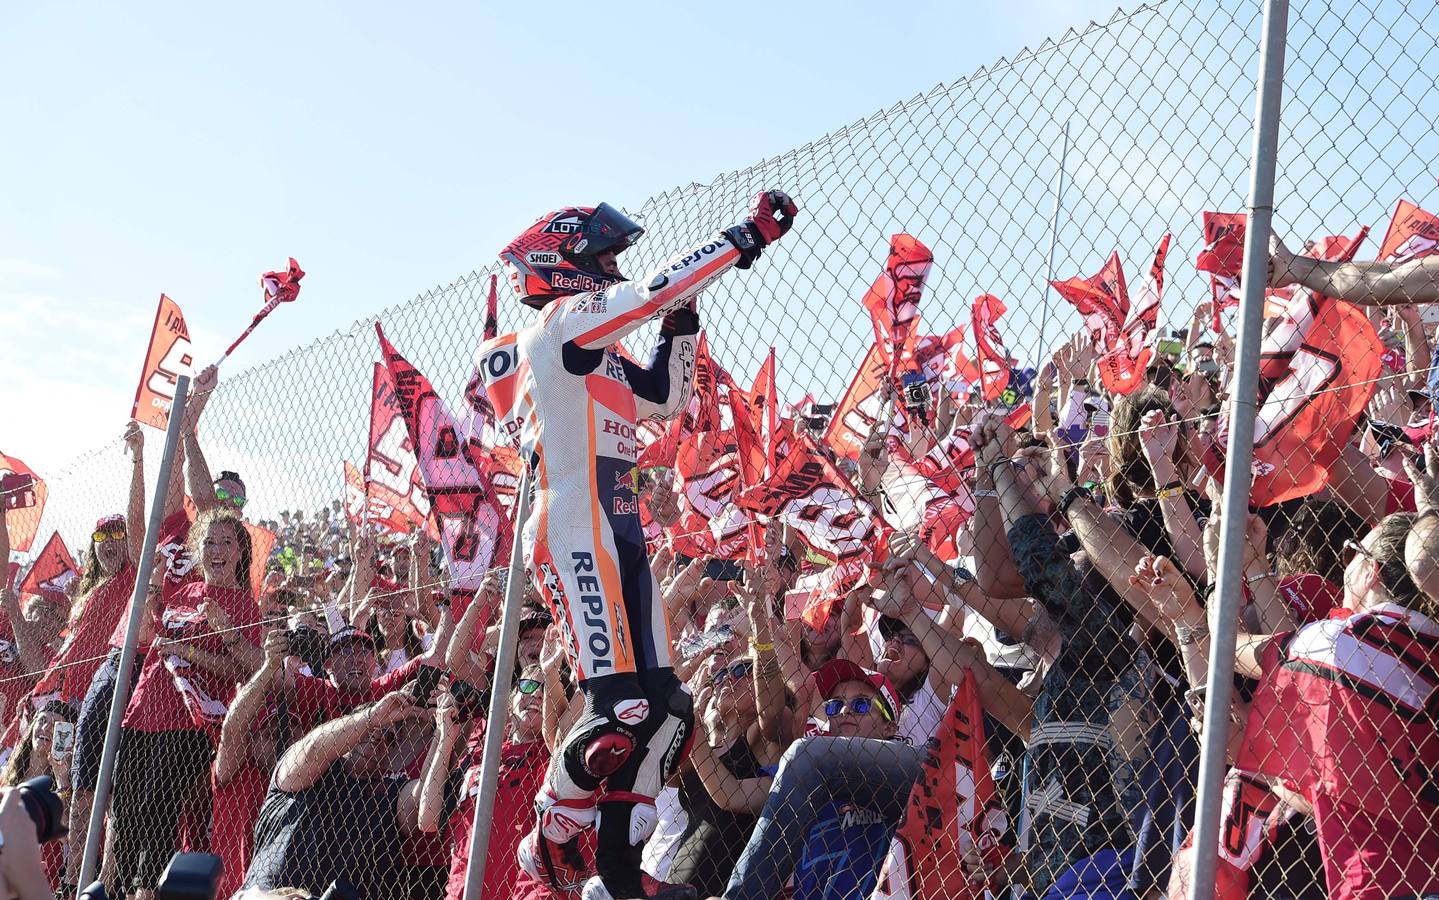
left=479, top=191, right=798, bottom=900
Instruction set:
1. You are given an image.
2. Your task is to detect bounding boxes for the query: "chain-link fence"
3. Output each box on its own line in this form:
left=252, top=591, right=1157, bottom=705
left=3, top=0, right=1439, bottom=897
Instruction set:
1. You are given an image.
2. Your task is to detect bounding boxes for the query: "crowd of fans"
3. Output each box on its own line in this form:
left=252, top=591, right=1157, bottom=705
left=1, top=237, right=1438, bottom=900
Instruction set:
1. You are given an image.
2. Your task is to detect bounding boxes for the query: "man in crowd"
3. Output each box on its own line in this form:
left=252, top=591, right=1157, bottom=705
left=241, top=690, right=435, bottom=897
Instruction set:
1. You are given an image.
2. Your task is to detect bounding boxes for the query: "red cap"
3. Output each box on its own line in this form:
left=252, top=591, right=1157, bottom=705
left=812, top=658, right=902, bottom=722
left=95, top=514, right=125, bottom=530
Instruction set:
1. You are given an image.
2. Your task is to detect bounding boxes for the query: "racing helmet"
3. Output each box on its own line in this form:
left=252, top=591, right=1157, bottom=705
left=499, top=203, right=645, bottom=308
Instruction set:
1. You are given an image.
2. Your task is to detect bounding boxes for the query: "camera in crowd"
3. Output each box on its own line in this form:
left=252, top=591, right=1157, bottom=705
left=900, top=371, right=931, bottom=413
left=802, top=401, right=835, bottom=433
left=285, top=624, right=330, bottom=672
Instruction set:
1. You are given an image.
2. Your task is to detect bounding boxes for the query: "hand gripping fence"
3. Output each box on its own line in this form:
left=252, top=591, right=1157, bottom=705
left=1, top=2, right=1437, bottom=898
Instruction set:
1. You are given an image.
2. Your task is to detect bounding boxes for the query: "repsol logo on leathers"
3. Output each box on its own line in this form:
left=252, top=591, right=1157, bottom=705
left=572, top=552, right=612, bottom=673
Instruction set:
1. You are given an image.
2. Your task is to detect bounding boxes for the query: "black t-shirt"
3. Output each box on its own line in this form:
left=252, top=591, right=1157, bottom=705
left=242, top=764, right=408, bottom=896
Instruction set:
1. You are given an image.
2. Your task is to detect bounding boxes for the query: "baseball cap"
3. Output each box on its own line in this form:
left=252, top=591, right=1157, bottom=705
left=95, top=514, right=125, bottom=530
left=812, top=658, right=902, bottom=722
left=518, top=606, right=553, bottom=632
left=328, top=626, right=376, bottom=651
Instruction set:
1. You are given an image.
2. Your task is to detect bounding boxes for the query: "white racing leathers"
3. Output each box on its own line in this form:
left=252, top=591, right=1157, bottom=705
left=478, top=232, right=743, bottom=895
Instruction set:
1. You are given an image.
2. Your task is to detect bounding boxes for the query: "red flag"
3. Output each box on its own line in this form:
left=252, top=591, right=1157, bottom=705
left=131, top=294, right=195, bottom=430
left=375, top=325, right=512, bottom=595
left=483, top=273, right=500, bottom=341
left=883, top=675, right=1006, bottom=900
left=244, top=523, right=276, bottom=598
left=671, top=430, right=747, bottom=560
left=861, top=234, right=933, bottom=375
left=1378, top=198, right=1439, bottom=265
left=824, top=344, right=890, bottom=460
left=970, top=294, right=1011, bottom=401
left=18, top=532, right=78, bottom=603
left=751, top=348, right=779, bottom=470
left=366, top=363, right=432, bottom=534
left=736, top=433, right=878, bottom=565
left=343, top=460, right=368, bottom=526
left=1196, top=211, right=1247, bottom=276
left=1050, top=250, right=1127, bottom=351
left=0, top=453, right=46, bottom=553
left=219, top=258, right=305, bottom=363
left=1098, top=235, right=1170, bottom=394
left=737, top=434, right=881, bottom=627
left=911, top=328, right=977, bottom=399
left=1237, top=295, right=1382, bottom=506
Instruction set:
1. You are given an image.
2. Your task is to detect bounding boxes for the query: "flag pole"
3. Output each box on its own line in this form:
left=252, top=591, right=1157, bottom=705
left=1187, top=1, right=1289, bottom=897
left=1037, top=120, right=1071, bottom=362
left=76, top=376, right=190, bottom=893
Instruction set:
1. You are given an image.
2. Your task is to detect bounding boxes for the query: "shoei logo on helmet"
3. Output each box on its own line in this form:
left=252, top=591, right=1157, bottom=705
left=552, top=271, right=605, bottom=292
left=527, top=251, right=561, bottom=266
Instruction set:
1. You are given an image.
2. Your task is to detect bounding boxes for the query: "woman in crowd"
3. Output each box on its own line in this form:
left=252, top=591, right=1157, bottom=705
left=109, top=511, right=262, bottom=898
left=668, top=558, right=795, bottom=899
left=3, top=699, right=78, bottom=890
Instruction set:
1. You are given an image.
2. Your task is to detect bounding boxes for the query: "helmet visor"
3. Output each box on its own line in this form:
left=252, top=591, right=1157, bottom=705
left=575, top=203, right=644, bottom=257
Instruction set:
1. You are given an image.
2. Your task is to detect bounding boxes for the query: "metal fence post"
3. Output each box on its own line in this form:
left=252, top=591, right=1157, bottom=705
left=75, top=375, right=191, bottom=893
left=462, top=470, right=533, bottom=900
left=1186, top=2, right=1289, bottom=897
left=1038, top=119, right=1071, bottom=358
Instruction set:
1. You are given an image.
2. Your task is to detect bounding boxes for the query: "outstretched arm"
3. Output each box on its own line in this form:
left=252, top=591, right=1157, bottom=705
left=216, top=630, right=287, bottom=786
left=275, top=691, right=415, bottom=791
left=1271, top=232, right=1439, bottom=306
left=184, top=365, right=222, bottom=515
left=558, top=191, right=797, bottom=351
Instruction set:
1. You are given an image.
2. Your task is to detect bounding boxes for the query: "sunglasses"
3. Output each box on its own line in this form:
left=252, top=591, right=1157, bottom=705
left=822, top=696, right=891, bottom=721
left=92, top=529, right=127, bottom=543
left=1344, top=538, right=1376, bottom=565
left=215, top=487, right=247, bottom=508
left=516, top=678, right=543, bottom=695
left=711, top=659, right=755, bottom=685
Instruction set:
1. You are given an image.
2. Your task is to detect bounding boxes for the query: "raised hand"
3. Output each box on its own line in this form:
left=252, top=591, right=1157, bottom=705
left=1402, top=443, right=1439, bottom=515
left=368, top=690, right=416, bottom=728
left=1367, top=383, right=1409, bottom=425
left=123, top=419, right=144, bottom=457
left=1127, top=554, right=1197, bottom=621
left=1137, top=408, right=1180, bottom=484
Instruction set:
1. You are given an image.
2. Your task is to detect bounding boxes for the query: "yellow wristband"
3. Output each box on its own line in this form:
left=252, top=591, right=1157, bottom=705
left=749, top=640, right=776, bottom=653
left=1156, top=484, right=1185, bottom=500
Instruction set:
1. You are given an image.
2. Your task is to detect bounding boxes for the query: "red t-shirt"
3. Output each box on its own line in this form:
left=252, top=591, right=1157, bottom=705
left=1275, top=573, right=1343, bottom=625
left=283, top=657, right=426, bottom=725
left=108, top=509, right=197, bottom=649
left=445, top=741, right=555, bottom=900
left=122, top=581, right=259, bottom=733
left=211, top=761, right=270, bottom=900
left=47, top=562, right=138, bottom=702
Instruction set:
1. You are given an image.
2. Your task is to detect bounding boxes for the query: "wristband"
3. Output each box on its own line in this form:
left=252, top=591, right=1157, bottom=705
left=974, top=489, right=999, bottom=499
left=749, top=640, right=776, bottom=653
left=1057, top=484, right=1093, bottom=517
left=858, top=484, right=884, bottom=498
left=1174, top=620, right=1209, bottom=646
left=1156, top=482, right=1185, bottom=500
left=1244, top=570, right=1276, bottom=584
left=986, top=458, right=1014, bottom=477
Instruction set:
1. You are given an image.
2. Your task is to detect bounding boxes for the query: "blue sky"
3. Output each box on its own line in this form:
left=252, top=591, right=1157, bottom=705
left=1, top=0, right=1124, bottom=474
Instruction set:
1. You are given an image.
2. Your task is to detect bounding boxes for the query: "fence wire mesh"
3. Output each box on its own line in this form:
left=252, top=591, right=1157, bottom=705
left=3, top=0, right=1439, bottom=898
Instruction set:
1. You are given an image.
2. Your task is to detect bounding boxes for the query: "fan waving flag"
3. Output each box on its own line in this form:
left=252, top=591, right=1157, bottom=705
left=1196, top=211, right=1247, bottom=277
left=1102, top=235, right=1169, bottom=393
left=971, top=294, right=1012, bottom=401
left=861, top=234, right=934, bottom=376
left=217, top=258, right=305, bottom=365
left=1378, top=198, right=1439, bottom=265
left=132, top=294, right=195, bottom=430
left=375, top=325, right=511, bottom=598
left=1050, top=250, right=1128, bottom=351
left=825, top=343, right=890, bottom=460
left=1052, top=236, right=1169, bottom=394
left=18, top=532, right=78, bottom=603
left=1235, top=294, right=1382, bottom=506
left=367, top=363, right=432, bottom=533
left=0, top=453, right=46, bottom=553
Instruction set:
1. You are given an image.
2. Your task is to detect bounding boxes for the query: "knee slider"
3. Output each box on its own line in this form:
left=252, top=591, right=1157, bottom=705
left=536, top=789, right=599, bottom=844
